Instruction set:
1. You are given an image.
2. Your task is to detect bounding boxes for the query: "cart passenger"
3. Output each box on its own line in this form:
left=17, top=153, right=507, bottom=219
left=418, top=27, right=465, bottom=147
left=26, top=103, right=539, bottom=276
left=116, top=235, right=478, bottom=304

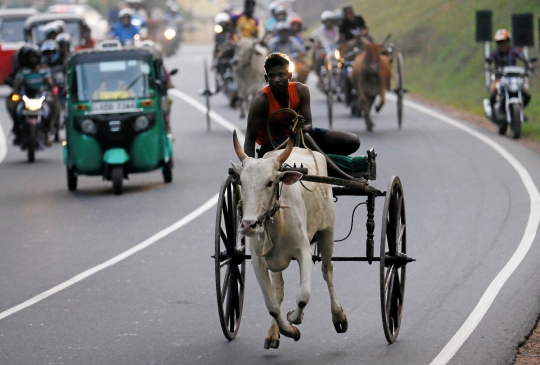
left=230, top=0, right=259, bottom=39
left=244, top=52, right=360, bottom=172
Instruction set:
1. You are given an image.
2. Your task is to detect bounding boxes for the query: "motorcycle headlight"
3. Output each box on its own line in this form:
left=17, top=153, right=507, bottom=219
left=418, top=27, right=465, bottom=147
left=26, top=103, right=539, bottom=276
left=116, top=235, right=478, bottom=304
left=134, top=115, right=149, bottom=131
left=508, top=79, right=520, bottom=93
left=214, top=24, right=223, bottom=34
left=334, top=49, right=340, bottom=59
left=164, top=28, right=177, bottom=40
left=11, top=94, right=20, bottom=102
left=81, top=118, right=97, bottom=134
left=289, top=62, right=295, bottom=73
left=134, top=34, right=141, bottom=41
left=23, top=96, right=44, bottom=111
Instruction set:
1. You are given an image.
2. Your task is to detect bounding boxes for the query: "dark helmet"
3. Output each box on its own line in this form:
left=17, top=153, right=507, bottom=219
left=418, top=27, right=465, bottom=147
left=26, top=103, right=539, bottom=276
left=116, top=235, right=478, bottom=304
left=21, top=44, right=41, bottom=68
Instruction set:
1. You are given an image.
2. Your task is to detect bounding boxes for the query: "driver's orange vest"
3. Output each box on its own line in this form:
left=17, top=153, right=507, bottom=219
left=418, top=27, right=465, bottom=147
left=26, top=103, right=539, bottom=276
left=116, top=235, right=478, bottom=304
left=256, top=82, right=300, bottom=146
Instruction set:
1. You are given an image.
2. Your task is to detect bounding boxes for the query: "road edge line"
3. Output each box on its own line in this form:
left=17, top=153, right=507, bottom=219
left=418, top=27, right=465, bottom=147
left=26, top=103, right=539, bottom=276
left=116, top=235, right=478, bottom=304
left=395, top=98, right=540, bottom=364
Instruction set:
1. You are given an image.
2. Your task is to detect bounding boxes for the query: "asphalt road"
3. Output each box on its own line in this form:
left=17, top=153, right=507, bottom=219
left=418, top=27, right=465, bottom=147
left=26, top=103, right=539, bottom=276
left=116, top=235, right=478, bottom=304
left=1, top=44, right=540, bottom=365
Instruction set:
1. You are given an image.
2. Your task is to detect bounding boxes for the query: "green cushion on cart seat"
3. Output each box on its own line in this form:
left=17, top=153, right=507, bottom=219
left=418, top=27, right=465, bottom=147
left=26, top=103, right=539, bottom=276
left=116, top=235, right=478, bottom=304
left=326, top=154, right=368, bottom=173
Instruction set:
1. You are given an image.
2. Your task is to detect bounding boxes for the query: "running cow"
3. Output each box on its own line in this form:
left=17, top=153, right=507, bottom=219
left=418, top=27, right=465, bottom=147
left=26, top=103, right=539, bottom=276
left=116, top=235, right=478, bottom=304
left=231, top=37, right=268, bottom=118
left=231, top=132, right=348, bottom=349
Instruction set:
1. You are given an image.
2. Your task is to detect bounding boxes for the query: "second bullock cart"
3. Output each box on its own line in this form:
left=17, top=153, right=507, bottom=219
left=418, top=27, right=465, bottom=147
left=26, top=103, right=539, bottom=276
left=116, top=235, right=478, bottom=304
left=213, top=109, right=415, bottom=345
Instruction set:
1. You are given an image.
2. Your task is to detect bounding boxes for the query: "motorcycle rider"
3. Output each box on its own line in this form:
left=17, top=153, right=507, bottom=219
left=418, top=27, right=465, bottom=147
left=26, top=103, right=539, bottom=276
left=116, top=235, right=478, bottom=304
left=267, top=21, right=305, bottom=56
left=7, top=46, right=57, bottom=145
left=487, top=28, right=532, bottom=118
left=310, top=10, right=340, bottom=85
left=41, top=20, right=65, bottom=45
left=289, top=16, right=304, bottom=46
left=339, top=5, right=372, bottom=43
left=213, top=12, right=234, bottom=59
left=162, top=2, right=183, bottom=48
left=55, top=32, right=71, bottom=65
left=111, top=8, right=140, bottom=45
left=264, top=4, right=287, bottom=40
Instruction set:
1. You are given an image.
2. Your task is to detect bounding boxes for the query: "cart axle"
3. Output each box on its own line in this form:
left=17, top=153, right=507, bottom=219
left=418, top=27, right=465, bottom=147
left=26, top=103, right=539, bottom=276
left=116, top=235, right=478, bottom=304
left=220, top=254, right=416, bottom=265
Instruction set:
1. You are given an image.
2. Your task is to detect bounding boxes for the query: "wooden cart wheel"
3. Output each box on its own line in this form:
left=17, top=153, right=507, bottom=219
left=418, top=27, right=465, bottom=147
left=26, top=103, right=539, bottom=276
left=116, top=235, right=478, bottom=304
left=380, top=175, right=406, bottom=344
left=396, top=52, right=404, bottom=129
left=215, top=174, right=246, bottom=340
left=325, top=55, right=334, bottom=129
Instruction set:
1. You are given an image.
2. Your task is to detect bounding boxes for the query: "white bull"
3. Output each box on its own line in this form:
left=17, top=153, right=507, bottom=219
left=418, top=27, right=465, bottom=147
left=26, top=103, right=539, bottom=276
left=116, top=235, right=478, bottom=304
left=231, top=132, right=348, bottom=349
left=231, top=38, right=268, bottom=118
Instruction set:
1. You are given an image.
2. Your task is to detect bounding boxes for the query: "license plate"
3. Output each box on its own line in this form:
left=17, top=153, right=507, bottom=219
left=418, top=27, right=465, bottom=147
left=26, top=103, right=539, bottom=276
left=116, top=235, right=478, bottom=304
left=91, top=100, right=138, bottom=113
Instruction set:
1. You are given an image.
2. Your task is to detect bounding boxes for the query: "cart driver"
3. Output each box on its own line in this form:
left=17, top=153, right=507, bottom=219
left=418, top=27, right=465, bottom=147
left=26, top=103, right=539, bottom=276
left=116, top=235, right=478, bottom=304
left=244, top=52, right=360, bottom=175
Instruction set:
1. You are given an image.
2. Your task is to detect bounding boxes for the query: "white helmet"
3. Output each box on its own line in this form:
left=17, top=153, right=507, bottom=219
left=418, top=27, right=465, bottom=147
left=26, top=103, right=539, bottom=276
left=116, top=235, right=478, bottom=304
left=214, top=12, right=230, bottom=24
left=274, top=5, right=287, bottom=16
left=119, top=8, right=135, bottom=19
left=321, top=10, right=334, bottom=22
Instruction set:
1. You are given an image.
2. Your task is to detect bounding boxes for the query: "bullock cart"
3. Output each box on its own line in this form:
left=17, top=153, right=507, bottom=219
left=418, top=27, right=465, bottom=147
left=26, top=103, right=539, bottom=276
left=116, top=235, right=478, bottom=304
left=337, top=35, right=405, bottom=130
left=213, top=109, right=415, bottom=345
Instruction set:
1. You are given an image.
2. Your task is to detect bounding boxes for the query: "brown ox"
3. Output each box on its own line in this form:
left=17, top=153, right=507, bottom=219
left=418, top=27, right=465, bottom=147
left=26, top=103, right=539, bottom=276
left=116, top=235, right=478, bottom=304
left=345, top=37, right=392, bottom=131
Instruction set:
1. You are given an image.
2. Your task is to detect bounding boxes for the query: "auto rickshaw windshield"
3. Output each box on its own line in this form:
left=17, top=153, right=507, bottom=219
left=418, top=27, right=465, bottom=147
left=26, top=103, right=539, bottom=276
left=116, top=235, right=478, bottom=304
left=33, top=21, right=80, bottom=45
left=73, top=59, right=152, bottom=101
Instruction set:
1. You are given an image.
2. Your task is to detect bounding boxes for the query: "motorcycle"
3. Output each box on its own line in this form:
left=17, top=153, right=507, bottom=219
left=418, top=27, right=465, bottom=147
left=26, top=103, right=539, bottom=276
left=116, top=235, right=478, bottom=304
left=161, top=23, right=180, bottom=57
left=214, top=44, right=238, bottom=108
left=287, top=51, right=309, bottom=84
left=483, top=58, right=537, bottom=139
left=12, top=91, right=51, bottom=162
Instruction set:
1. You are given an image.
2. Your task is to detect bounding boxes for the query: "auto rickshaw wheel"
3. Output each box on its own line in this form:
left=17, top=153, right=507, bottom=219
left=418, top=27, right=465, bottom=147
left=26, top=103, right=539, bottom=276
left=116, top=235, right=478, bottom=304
left=67, top=166, right=77, bottom=191
left=163, top=160, right=173, bottom=183
left=112, top=166, right=124, bottom=195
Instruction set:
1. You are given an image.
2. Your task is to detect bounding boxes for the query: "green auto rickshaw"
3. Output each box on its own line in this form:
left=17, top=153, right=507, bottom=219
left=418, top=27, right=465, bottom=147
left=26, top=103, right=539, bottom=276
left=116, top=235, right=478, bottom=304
left=63, top=44, right=175, bottom=195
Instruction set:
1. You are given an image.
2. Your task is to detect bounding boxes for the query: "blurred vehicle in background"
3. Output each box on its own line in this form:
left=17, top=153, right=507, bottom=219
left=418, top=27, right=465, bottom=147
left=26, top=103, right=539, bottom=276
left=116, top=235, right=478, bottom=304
left=158, top=2, right=183, bottom=57
left=0, top=8, right=39, bottom=85
left=24, top=13, right=94, bottom=50
left=46, top=4, right=108, bottom=43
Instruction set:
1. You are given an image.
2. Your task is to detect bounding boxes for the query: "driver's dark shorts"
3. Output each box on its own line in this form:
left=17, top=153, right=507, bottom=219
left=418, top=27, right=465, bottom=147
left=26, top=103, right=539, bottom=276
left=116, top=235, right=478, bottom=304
left=257, top=127, right=327, bottom=158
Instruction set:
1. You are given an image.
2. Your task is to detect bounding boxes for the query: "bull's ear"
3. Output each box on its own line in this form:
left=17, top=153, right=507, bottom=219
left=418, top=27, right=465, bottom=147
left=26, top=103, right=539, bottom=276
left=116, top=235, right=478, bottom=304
left=280, top=171, right=302, bottom=185
left=231, top=161, right=243, bottom=175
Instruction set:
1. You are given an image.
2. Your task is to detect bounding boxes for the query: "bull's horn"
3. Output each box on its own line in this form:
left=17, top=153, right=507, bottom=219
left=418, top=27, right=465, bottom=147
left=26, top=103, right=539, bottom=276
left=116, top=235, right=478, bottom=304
left=276, top=138, right=294, bottom=165
left=233, top=130, right=248, bottom=162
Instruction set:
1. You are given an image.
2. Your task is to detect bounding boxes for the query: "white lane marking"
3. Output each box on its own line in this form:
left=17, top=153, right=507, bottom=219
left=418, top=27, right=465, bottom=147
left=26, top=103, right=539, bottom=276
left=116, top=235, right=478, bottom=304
left=169, top=88, right=245, bottom=140
left=0, top=92, right=243, bottom=321
left=0, top=195, right=218, bottom=321
left=0, top=116, right=6, bottom=164
left=387, top=96, right=540, bottom=364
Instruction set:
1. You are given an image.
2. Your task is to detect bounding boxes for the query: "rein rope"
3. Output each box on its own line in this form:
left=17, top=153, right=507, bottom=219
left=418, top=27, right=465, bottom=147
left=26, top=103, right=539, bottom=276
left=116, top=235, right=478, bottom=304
left=266, top=108, right=320, bottom=193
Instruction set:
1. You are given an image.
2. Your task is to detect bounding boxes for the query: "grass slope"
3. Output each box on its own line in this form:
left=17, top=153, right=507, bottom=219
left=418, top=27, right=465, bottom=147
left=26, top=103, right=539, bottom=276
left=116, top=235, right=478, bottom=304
left=356, top=0, right=540, bottom=139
